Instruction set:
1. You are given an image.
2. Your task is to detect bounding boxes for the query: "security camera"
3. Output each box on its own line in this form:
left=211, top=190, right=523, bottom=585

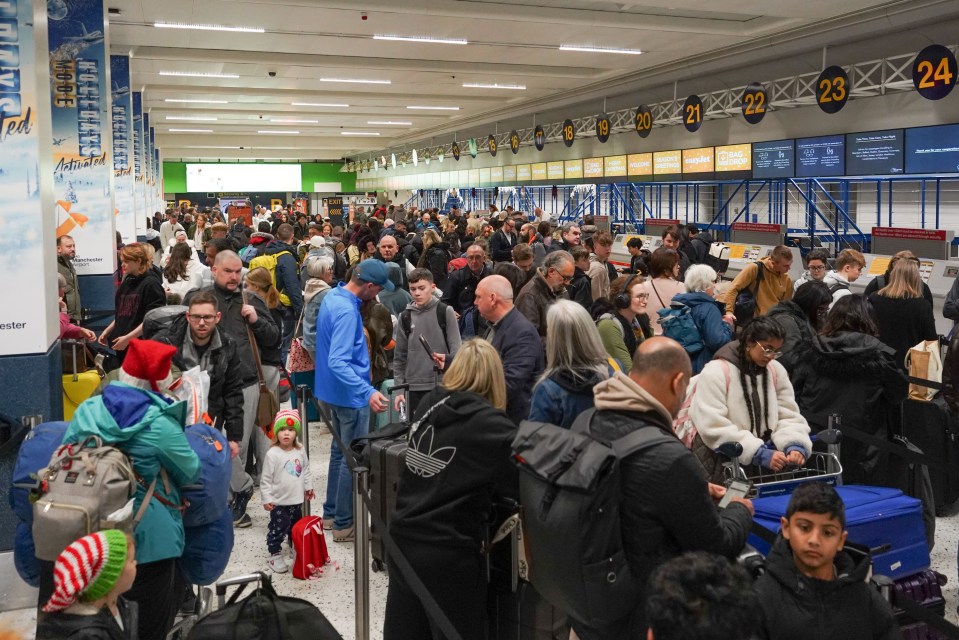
left=268, top=71, right=277, bottom=77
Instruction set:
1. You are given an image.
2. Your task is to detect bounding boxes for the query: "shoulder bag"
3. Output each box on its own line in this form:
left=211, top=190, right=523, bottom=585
left=242, top=291, right=279, bottom=430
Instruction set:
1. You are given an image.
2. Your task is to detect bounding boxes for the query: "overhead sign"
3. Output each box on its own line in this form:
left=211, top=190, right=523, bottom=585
left=635, top=104, right=652, bottom=138
left=564, top=159, right=584, bottom=179
left=110, top=55, right=135, bottom=244
left=872, top=226, right=948, bottom=241
left=817, top=65, right=849, bottom=114
left=583, top=158, right=604, bottom=179
left=488, top=134, right=498, bottom=157
left=604, top=155, right=627, bottom=177
left=510, top=130, right=520, bottom=154
left=531, top=163, right=547, bottom=181
left=503, top=165, right=517, bottom=181
left=653, top=150, right=682, bottom=175
left=468, top=138, right=477, bottom=158
left=547, top=161, right=564, bottom=181
left=596, top=113, right=611, bottom=143
left=912, top=44, right=957, bottom=100
left=628, top=153, right=653, bottom=177
left=682, top=147, right=714, bottom=174
left=683, top=95, right=703, bottom=132
left=517, top=164, right=532, bottom=181
left=452, top=142, right=460, bottom=160
left=534, top=126, right=545, bottom=151
left=741, top=83, right=767, bottom=125
left=562, top=119, right=575, bottom=147
left=716, top=144, right=751, bottom=173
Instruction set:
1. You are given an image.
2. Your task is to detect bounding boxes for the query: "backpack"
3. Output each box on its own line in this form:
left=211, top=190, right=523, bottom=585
left=511, top=410, right=675, bottom=628
left=828, top=281, right=850, bottom=295
left=181, top=423, right=232, bottom=528
left=142, top=304, right=188, bottom=340
left=249, top=251, right=294, bottom=307
left=292, top=515, right=331, bottom=580
left=734, top=261, right=765, bottom=326
left=400, top=303, right=450, bottom=352
left=448, top=257, right=468, bottom=272
left=238, top=243, right=259, bottom=265
left=31, top=435, right=152, bottom=561
left=657, top=303, right=705, bottom=354
left=180, top=508, right=234, bottom=585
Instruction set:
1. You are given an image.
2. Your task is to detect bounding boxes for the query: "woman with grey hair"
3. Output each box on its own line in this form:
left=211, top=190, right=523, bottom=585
left=672, top=263, right=734, bottom=374
left=301, top=255, right=335, bottom=355
left=528, top=299, right=614, bottom=428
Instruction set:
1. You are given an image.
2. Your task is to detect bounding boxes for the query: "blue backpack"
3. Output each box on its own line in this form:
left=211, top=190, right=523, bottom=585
left=181, top=423, right=231, bottom=528
left=179, top=508, right=234, bottom=585
left=657, top=303, right=705, bottom=354
left=238, top=243, right=259, bottom=265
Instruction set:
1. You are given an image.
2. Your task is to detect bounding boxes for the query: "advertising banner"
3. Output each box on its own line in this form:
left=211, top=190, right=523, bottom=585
left=143, top=111, right=152, bottom=207
left=48, top=0, right=115, bottom=276
left=110, top=55, right=134, bottom=243
left=132, top=90, right=146, bottom=227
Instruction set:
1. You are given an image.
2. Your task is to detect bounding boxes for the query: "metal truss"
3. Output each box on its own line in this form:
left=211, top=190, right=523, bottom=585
left=354, top=43, right=958, bottom=171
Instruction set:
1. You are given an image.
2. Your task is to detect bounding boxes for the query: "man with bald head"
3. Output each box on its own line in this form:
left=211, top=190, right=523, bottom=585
left=186, top=250, right=280, bottom=528
left=375, top=234, right=411, bottom=290
left=574, top=337, right=753, bottom=639
left=475, top=275, right=544, bottom=423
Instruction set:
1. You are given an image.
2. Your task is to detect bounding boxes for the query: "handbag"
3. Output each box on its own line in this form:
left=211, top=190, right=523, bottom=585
left=242, top=291, right=279, bottom=430
left=906, top=339, right=942, bottom=401
left=733, top=261, right=765, bottom=326
left=285, top=312, right=314, bottom=373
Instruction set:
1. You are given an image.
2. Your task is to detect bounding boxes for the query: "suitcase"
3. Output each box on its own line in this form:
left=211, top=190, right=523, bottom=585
left=61, top=339, right=103, bottom=420
left=368, top=435, right=408, bottom=572
left=901, top=398, right=959, bottom=513
left=750, top=485, right=929, bottom=580
left=375, top=379, right=407, bottom=430
left=893, top=570, right=949, bottom=640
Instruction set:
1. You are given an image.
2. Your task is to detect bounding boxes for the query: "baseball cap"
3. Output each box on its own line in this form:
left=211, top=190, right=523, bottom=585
left=355, top=259, right=395, bottom=291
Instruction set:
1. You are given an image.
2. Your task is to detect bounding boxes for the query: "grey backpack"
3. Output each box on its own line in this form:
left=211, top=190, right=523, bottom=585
left=32, top=436, right=155, bottom=560
left=511, top=410, right=674, bottom=628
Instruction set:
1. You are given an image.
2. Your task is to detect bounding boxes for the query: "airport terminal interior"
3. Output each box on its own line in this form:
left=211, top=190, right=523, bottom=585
left=5, top=0, right=959, bottom=638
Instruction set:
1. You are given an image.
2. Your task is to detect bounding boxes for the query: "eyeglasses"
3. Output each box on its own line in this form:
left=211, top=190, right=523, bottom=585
left=632, top=293, right=650, bottom=301
left=808, top=265, right=827, bottom=272
left=757, top=344, right=782, bottom=358
left=188, top=314, right=216, bottom=323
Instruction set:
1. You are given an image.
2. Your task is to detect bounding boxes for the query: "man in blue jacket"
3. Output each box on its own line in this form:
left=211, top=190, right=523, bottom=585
left=475, top=274, right=545, bottom=423
left=315, top=260, right=392, bottom=541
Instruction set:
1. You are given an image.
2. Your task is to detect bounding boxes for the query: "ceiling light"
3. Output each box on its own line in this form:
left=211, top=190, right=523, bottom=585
left=292, top=102, right=349, bottom=107
left=406, top=105, right=459, bottom=111
left=320, top=78, right=391, bottom=85
left=160, top=71, right=240, bottom=79
left=367, top=121, right=412, bottom=126
left=559, top=45, right=642, bottom=55
left=271, top=118, right=319, bottom=124
left=373, top=34, right=467, bottom=45
left=168, top=128, right=214, bottom=132
left=462, top=83, right=526, bottom=90
left=154, top=22, right=264, bottom=33
left=341, top=132, right=381, bottom=136
left=164, top=99, right=229, bottom=104
left=166, top=116, right=218, bottom=121
left=258, top=130, right=300, bottom=134
left=182, top=146, right=242, bottom=149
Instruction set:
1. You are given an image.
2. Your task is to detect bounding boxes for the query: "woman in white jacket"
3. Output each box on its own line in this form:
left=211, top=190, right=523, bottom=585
left=688, top=316, right=812, bottom=472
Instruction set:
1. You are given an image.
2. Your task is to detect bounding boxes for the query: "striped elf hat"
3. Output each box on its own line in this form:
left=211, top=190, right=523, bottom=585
left=44, top=530, right=129, bottom=612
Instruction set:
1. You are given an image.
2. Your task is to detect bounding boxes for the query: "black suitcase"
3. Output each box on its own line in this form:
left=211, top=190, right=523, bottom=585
left=892, top=570, right=949, bottom=640
left=900, top=398, right=959, bottom=514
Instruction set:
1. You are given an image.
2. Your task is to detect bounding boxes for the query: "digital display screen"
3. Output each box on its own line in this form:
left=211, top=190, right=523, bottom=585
left=604, top=155, right=627, bottom=177
left=186, top=164, right=302, bottom=192
left=564, top=160, right=583, bottom=180
left=846, top=129, right=904, bottom=175
left=682, top=147, right=714, bottom=174
left=716, top=144, right=751, bottom=173
left=653, top=150, right=681, bottom=175
left=752, top=140, right=795, bottom=178
left=905, top=124, right=959, bottom=174
left=796, top=135, right=845, bottom=177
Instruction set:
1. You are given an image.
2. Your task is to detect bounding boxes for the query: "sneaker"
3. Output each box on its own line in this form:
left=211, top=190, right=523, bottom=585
left=231, top=487, right=254, bottom=521
left=269, top=553, right=289, bottom=574
left=322, top=517, right=334, bottom=530
left=179, top=587, right=198, bottom=615
left=332, top=525, right=355, bottom=543
left=234, top=513, right=252, bottom=529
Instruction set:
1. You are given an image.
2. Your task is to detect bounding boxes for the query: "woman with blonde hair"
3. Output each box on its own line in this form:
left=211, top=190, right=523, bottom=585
left=98, top=243, right=165, bottom=362
left=384, top=339, right=516, bottom=640
left=868, top=257, right=937, bottom=369
left=418, top=228, right=453, bottom=291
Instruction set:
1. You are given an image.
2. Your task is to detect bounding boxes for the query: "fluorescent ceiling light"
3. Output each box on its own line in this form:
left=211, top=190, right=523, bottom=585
left=320, top=78, right=391, bottom=85
left=462, top=83, right=526, bottom=90
left=559, top=45, right=642, bottom=55
left=164, top=99, right=229, bottom=104
left=258, top=130, right=300, bottom=134
left=154, top=22, right=264, bottom=33
left=373, top=34, right=467, bottom=45
left=341, top=132, right=381, bottom=136
left=367, top=120, right=412, bottom=126
left=183, top=146, right=241, bottom=149
left=406, top=105, right=459, bottom=111
left=166, top=116, right=218, bottom=121
left=292, top=102, right=349, bottom=107
left=168, top=128, right=214, bottom=132
left=160, top=71, right=240, bottom=79
left=271, top=118, right=319, bottom=124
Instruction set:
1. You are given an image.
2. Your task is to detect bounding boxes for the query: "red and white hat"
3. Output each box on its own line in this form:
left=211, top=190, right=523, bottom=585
left=118, top=339, right=177, bottom=393
left=44, top=530, right=129, bottom=612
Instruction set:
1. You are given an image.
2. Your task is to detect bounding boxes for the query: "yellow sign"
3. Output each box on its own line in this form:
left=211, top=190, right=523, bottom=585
left=469, top=169, right=480, bottom=183
left=727, top=244, right=747, bottom=259
left=531, top=163, right=547, bottom=180
left=564, top=159, right=584, bottom=179
left=628, top=153, right=653, bottom=176
left=517, top=164, right=532, bottom=181
left=604, top=155, right=627, bottom=177
left=479, top=168, right=491, bottom=184
left=716, top=144, right=751, bottom=172
left=682, top=147, right=714, bottom=174
left=458, top=169, right=469, bottom=185
left=653, top=150, right=682, bottom=174
left=490, top=166, right=504, bottom=182
left=868, top=257, right=891, bottom=276
left=584, top=157, right=604, bottom=178
left=547, top=161, right=565, bottom=180
left=503, top=165, right=517, bottom=181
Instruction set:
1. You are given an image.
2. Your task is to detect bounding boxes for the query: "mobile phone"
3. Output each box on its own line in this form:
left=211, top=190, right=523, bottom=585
left=718, top=479, right=753, bottom=509
left=418, top=334, right=434, bottom=355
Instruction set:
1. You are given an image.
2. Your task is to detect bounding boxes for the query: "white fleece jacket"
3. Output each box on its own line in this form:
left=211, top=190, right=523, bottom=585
left=688, top=355, right=812, bottom=465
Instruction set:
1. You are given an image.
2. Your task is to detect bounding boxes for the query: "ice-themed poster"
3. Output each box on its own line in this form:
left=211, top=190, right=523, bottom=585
left=132, top=90, right=147, bottom=228
left=110, top=54, right=134, bottom=243
left=49, top=0, right=115, bottom=276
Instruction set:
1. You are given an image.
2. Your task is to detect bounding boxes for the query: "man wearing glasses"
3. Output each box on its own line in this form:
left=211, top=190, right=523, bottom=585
left=793, top=248, right=830, bottom=288
left=515, top=250, right=574, bottom=349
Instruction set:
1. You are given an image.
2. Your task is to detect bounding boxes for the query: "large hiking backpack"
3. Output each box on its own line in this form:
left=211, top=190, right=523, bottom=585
left=511, top=410, right=674, bottom=628
left=249, top=251, right=294, bottom=306
left=143, top=305, right=188, bottom=340
left=181, top=423, right=232, bottom=528
left=657, top=303, right=705, bottom=354
left=180, top=507, right=234, bottom=585
left=734, top=261, right=765, bottom=326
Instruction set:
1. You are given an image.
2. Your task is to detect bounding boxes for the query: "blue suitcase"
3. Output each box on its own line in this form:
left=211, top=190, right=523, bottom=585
left=750, top=485, right=929, bottom=580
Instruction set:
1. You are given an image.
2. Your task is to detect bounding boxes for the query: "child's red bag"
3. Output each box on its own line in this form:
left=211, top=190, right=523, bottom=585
left=291, top=515, right=330, bottom=580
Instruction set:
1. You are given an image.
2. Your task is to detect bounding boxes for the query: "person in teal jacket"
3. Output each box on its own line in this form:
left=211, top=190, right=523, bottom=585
left=61, top=339, right=200, bottom=640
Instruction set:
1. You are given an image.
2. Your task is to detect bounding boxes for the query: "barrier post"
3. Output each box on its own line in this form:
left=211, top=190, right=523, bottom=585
left=353, top=465, right=371, bottom=640
left=297, top=385, right=312, bottom=516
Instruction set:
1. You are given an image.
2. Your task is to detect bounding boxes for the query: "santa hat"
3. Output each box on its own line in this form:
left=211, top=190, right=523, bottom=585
left=269, top=409, right=302, bottom=442
left=44, top=530, right=128, bottom=612
left=119, top=339, right=177, bottom=393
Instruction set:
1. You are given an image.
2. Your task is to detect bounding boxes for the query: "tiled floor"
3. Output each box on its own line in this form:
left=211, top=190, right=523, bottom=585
left=3, top=418, right=959, bottom=639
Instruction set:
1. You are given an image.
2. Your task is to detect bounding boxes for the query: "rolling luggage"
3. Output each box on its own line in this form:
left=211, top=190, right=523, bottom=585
left=900, top=397, right=959, bottom=513
left=61, top=339, right=102, bottom=420
left=893, top=569, right=948, bottom=639
left=750, top=485, right=929, bottom=580
left=375, top=379, right=407, bottom=430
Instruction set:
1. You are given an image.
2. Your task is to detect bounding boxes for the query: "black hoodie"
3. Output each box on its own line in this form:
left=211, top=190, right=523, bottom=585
left=390, top=388, right=518, bottom=550
left=36, top=598, right=138, bottom=640
left=756, top=536, right=899, bottom=640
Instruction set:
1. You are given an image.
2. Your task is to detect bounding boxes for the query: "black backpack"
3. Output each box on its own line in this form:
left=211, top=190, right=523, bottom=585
left=734, top=261, right=765, bottom=326
left=400, top=303, right=450, bottom=352
left=511, top=410, right=674, bottom=628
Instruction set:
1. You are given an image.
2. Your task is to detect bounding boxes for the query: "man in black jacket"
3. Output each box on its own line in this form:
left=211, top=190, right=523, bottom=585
left=488, top=216, right=517, bottom=263
left=260, top=223, right=304, bottom=362
left=153, top=291, right=245, bottom=454
left=441, top=243, right=491, bottom=337
left=580, top=337, right=753, bottom=640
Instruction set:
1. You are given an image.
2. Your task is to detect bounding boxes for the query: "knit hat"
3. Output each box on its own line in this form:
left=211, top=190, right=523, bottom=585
left=270, top=409, right=301, bottom=441
left=44, top=530, right=128, bottom=612
left=118, top=339, right=177, bottom=393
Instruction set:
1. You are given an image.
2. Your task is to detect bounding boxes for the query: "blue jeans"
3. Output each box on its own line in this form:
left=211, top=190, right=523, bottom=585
left=323, top=403, right=370, bottom=529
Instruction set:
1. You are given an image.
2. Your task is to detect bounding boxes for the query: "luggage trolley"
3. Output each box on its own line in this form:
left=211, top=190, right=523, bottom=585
left=717, top=425, right=843, bottom=499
